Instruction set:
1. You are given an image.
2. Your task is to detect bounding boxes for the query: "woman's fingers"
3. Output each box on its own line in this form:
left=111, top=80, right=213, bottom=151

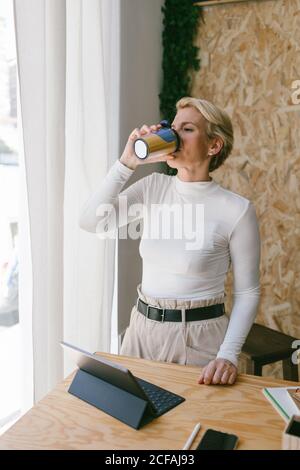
left=129, top=128, right=141, bottom=140
left=197, top=359, right=237, bottom=385
left=212, top=366, right=226, bottom=385
left=197, top=367, right=206, bottom=384
left=140, top=125, right=150, bottom=134
left=129, top=124, right=151, bottom=139
left=130, top=123, right=162, bottom=140
left=228, top=371, right=237, bottom=385
left=220, top=369, right=230, bottom=384
left=203, top=361, right=218, bottom=385
left=212, top=361, right=232, bottom=384
left=141, top=123, right=163, bottom=134
left=150, top=124, right=162, bottom=132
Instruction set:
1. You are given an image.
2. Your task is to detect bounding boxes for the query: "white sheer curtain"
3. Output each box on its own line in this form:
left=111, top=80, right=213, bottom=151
left=14, top=0, right=119, bottom=405
left=64, top=0, right=119, bottom=373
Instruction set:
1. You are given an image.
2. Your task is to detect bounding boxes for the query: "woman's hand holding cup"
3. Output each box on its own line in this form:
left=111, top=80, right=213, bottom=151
left=119, top=123, right=176, bottom=171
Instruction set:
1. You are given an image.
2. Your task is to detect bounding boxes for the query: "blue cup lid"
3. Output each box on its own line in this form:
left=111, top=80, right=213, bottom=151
left=159, top=120, right=171, bottom=128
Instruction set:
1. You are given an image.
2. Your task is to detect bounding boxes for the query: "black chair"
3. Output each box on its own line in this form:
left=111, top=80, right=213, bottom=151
left=242, top=323, right=299, bottom=381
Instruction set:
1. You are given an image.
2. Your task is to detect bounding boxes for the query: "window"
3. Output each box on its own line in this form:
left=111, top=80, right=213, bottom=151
left=0, top=0, right=21, bottom=434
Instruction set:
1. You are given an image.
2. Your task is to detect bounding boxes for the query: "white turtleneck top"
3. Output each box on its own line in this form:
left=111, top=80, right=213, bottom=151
left=79, top=160, right=261, bottom=366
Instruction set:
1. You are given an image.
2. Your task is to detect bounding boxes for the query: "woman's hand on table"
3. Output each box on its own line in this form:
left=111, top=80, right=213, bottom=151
left=197, top=358, right=238, bottom=385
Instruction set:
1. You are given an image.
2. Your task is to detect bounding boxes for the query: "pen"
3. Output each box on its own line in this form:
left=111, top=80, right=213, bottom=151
left=182, top=422, right=201, bottom=450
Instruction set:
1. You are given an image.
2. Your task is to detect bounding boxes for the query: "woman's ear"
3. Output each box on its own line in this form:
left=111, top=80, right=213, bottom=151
left=208, top=137, right=223, bottom=156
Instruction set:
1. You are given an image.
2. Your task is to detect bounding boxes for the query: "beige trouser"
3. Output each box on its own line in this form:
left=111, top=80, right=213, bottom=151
left=120, top=284, right=229, bottom=367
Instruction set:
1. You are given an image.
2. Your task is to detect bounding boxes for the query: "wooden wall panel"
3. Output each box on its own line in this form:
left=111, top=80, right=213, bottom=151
left=191, top=0, right=300, bottom=377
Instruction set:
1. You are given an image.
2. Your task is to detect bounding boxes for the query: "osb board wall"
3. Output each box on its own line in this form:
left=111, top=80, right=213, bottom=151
left=191, top=0, right=300, bottom=378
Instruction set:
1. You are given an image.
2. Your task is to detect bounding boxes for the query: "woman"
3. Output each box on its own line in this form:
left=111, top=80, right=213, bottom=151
left=79, top=97, right=261, bottom=385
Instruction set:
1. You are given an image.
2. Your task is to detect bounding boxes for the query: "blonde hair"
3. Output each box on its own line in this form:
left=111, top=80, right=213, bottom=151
left=176, top=97, right=234, bottom=172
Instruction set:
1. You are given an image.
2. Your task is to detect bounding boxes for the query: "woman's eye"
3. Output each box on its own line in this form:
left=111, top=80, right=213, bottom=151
left=184, top=128, right=193, bottom=132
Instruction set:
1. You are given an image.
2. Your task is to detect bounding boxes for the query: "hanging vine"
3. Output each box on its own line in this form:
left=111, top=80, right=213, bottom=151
left=159, top=0, right=203, bottom=174
left=159, top=0, right=203, bottom=122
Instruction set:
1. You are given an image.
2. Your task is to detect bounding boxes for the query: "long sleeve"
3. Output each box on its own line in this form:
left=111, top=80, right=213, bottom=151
left=216, top=202, right=261, bottom=367
left=79, top=159, right=146, bottom=234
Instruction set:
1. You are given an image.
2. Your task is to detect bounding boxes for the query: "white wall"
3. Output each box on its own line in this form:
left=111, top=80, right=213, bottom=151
left=117, top=0, right=164, bottom=336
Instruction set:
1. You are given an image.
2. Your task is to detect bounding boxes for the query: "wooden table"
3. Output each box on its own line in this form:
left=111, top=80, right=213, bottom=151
left=0, top=353, right=297, bottom=450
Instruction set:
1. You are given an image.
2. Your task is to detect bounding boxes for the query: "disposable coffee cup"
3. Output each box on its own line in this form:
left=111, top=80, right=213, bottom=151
left=134, top=120, right=180, bottom=160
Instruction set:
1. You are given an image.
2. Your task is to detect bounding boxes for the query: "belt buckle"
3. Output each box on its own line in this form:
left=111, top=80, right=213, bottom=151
left=145, top=302, right=165, bottom=322
left=146, top=302, right=157, bottom=319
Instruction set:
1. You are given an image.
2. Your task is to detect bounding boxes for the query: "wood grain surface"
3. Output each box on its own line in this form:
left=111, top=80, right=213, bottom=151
left=0, top=353, right=298, bottom=450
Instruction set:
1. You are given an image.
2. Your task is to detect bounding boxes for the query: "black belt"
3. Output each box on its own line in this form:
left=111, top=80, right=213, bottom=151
left=137, top=298, right=225, bottom=323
